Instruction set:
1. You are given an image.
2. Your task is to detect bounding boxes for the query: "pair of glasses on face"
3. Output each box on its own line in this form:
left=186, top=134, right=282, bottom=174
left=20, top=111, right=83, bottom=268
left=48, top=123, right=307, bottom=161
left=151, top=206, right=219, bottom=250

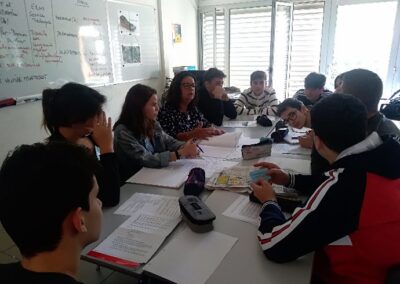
left=282, top=111, right=297, bottom=124
left=181, top=83, right=196, bottom=89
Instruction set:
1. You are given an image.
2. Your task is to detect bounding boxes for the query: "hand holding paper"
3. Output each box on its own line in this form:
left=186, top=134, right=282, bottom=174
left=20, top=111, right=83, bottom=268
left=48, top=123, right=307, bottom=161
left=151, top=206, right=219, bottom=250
left=251, top=179, right=276, bottom=203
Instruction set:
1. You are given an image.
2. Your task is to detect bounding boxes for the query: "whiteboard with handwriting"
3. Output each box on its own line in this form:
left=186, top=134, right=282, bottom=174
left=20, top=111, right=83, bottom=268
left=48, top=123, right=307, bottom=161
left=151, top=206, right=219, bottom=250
left=0, top=0, right=160, bottom=99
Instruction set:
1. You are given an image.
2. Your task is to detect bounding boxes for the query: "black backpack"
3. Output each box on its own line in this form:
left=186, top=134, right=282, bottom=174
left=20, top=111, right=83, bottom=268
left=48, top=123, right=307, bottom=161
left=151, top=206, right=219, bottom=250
left=380, top=89, right=400, bottom=121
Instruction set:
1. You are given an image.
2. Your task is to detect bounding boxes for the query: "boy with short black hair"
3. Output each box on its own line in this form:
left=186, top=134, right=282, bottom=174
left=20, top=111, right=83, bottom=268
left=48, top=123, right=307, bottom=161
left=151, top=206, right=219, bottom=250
left=234, top=70, right=279, bottom=116
left=0, top=142, right=103, bottom=284
left=293, top=72, right=332, bottom=108
left=253, top=94, right=400, bottom=283
left=338, top=68, right=400, bottom=137
left=197, top=68, right=237, bottom=126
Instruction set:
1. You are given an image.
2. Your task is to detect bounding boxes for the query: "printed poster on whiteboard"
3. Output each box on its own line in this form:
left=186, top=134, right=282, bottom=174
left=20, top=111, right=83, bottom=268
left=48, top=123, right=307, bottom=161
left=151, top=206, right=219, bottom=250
left=122, top=44, right=141, bottom=64
left=119, top=10, right=140, bottom=35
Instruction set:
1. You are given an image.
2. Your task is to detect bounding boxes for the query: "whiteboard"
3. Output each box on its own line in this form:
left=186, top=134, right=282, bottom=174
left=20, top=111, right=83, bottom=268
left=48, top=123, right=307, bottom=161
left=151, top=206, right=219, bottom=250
left=0, top=0, right=160, bottom=100
left=107, top=1, right=160, bottom=82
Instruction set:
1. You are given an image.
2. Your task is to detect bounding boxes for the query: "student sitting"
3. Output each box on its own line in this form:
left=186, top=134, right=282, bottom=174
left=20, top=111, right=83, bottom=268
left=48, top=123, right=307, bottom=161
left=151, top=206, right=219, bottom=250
left=113, top=84, right=199, bottom=183
left=234, top=70, right=279, bottom=116
left=252, top=94, right=400, bottom=283
left=334, top=73, right=344, bottom=92
left=158, top=71, right=224, bottom=141
left=293, top=72, right=332, bottom=108
left=278, top=98, right=328, bottom=175
left=337, top=68, right=400, bottom=137
left=42, top=82, right=120, bottom=206
left=0, top=142, right=102, bottom=284
left=197, top=68, right=237, bottom=126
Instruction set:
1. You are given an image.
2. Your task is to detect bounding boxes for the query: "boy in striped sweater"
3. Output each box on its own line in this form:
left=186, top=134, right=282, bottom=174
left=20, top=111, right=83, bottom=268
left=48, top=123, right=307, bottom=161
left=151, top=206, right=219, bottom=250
left=234, top=71, right=279, bottom=116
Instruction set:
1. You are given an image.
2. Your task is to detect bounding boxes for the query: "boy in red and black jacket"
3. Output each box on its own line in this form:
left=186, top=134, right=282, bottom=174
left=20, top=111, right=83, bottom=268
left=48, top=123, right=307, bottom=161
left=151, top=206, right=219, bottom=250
left=252, top=94, right=400, bottom=283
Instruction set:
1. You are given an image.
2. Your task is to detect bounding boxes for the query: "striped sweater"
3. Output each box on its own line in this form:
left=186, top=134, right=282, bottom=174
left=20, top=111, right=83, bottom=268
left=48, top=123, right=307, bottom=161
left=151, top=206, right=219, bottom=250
left=234, top=87, right=278, bottom=116
left=258, top=133, right=400, bottom=283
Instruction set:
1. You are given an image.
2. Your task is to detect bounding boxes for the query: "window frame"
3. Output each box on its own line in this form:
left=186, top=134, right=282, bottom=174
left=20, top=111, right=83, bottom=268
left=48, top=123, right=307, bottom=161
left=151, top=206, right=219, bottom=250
left=199, top=0, right=400, bottom=98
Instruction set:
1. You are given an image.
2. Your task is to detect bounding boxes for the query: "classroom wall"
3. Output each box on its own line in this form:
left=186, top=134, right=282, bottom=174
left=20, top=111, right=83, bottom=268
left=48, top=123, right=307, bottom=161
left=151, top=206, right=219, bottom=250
left=160, top=0, right=199, bottom=77
left=0, top=0, right=199, bottom=162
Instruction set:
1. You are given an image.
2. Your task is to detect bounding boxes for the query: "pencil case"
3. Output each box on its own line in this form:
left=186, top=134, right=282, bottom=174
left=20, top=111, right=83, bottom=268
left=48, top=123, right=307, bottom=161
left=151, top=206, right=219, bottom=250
left=241, top=138, right=273, bottom=160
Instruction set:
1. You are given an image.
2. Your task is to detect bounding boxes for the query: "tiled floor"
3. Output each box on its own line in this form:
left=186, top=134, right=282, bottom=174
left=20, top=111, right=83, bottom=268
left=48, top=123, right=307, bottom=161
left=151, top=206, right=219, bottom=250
left=0, top=223, right=139, bottom=284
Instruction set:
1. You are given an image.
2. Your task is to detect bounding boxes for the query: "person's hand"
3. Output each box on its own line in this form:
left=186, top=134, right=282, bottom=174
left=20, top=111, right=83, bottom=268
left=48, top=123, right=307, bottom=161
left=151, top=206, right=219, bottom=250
left=212, top=86, right=226, bottom=100
left=251, top=179, right=276, bottom=203
left=179, top=139, right=198, bottom=158
left=210, top=127, right=224, bottom=136
left=253, top=162, right=289, bottom=185
left=92, top=111, right=113, bottom=154
left=192, top=122, right=224, bottom=140
left=254, top=162, right=280, bottom=170
left=298, top=130, right=314, bottom=149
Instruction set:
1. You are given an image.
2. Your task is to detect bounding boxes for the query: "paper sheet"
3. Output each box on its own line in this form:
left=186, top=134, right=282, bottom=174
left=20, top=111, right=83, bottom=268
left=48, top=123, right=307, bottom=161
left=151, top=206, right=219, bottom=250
left=272, top=143, right=311, bottom=158
left=200, top=131, right=242, bottom=147
left=222, top=194, right=261, bottom=225
left=114, top=193, right=180, bottom=217
left=91, top=193, right=182, bottom=265
left=91, top=211, right=181, bottom=264
left=259, top=156, right=311, bottom=175
left=200, top=145, right=236, bottom=158
left=222, top=120, right=257, bottom=127
left=145, top=228, right=237, bottom=284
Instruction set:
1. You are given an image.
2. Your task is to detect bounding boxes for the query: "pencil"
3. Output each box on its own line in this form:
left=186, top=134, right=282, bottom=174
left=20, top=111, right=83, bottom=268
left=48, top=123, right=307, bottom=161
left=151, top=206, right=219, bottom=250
left=196, top=144, right=204, bottom=153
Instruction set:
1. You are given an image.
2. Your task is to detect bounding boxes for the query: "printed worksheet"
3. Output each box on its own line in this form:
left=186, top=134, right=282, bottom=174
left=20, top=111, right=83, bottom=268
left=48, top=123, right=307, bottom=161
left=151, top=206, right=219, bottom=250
left=222, top=194, right=261, bottom=225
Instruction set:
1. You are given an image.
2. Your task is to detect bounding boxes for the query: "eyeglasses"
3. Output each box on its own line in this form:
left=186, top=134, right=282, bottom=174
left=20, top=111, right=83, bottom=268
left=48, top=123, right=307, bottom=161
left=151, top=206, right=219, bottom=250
left=282, top=111, right=297, bottom=124
left=181, top=83, right=196, bottom=89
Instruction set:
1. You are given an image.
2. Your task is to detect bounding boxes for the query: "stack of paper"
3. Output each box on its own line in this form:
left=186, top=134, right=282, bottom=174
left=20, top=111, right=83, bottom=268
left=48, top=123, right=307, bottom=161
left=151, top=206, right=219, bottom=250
left=199, top=131, right=242, bottom=159
left=127, top=158, right=238, bottom=189
left=206, top=165, right=253, bottom=193
left=89, top=193, right=182, bottom=267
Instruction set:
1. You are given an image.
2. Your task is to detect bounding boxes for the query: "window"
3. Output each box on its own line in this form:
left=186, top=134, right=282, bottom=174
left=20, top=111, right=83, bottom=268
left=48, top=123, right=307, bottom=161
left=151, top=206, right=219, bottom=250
left=287, top=1, right=325, bottom=96
left=272, top=3, right=293, bottom=100
left=328, top=0, right=398, bottom=95
left=229, top=6, right=272, bottom=92
left=201, top=12, right=214, bottom=70
left=200, top=0, right=400, bottom=99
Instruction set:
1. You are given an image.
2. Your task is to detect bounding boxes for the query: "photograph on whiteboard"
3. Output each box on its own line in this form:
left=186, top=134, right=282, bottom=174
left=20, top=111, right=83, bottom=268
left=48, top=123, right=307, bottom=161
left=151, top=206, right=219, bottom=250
left=119, top=10, right=140, bottom=36
left=122, top=45, right=141, bottom=64
left=172, top=24, right=182, bottom=43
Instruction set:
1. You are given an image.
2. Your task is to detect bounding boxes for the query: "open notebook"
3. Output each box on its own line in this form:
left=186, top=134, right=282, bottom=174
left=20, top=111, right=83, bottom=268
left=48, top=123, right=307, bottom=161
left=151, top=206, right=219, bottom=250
left=199, top=132, right=242, bottom=159
left=126, top=158, right=238, bottom=189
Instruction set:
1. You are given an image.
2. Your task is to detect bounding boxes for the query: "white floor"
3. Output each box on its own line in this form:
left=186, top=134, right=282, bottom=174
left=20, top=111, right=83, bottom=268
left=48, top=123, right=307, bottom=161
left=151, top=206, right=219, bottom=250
left=0, top=222, right=139, bottom=284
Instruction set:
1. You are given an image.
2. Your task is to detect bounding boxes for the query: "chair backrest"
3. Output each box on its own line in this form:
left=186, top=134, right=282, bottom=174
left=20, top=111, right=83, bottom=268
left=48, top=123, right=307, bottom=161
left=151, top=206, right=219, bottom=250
left=385, top=266, right=400, bottom=284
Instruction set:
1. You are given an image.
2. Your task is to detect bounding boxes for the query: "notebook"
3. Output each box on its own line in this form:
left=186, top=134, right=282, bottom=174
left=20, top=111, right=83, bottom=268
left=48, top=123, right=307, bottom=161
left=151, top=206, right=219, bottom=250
left=200, top=131, right=241, bottom=148
left=127, top=158, right=238, bottom=189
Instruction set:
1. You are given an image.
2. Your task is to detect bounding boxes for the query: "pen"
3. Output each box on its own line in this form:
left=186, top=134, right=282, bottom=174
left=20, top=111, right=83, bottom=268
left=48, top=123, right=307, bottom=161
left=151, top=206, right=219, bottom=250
left=196, top=144, right=204, bottom=153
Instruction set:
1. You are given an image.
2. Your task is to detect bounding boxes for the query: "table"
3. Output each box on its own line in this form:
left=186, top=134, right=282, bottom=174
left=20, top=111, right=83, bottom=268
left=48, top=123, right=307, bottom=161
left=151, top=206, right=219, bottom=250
left=81, top=121, right=313, bottom=283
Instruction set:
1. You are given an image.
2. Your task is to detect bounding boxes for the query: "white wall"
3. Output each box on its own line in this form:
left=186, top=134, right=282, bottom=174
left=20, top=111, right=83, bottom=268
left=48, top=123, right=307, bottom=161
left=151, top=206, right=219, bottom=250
left=0, top=0, right=199, bottom=161
left=160, top=0, right=199, bottom=77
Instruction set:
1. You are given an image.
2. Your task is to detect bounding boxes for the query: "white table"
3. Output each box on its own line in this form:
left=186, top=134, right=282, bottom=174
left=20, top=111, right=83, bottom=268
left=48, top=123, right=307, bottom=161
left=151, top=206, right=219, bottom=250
left=81, top=121, right=313, bottom=283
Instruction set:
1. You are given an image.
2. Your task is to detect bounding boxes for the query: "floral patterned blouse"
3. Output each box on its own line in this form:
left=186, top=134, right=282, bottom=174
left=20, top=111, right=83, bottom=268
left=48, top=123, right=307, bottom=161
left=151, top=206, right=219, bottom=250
left=158, top=103, right=211, bottom=138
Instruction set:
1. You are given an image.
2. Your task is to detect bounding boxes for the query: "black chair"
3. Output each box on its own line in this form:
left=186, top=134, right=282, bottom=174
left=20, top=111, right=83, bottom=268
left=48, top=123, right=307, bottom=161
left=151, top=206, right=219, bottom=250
left=385, top=266, right=400, bottom=284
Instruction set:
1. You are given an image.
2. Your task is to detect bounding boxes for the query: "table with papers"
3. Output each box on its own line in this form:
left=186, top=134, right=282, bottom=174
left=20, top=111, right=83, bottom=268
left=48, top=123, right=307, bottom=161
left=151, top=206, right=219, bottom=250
left=81, top=119, right=314, bottom=283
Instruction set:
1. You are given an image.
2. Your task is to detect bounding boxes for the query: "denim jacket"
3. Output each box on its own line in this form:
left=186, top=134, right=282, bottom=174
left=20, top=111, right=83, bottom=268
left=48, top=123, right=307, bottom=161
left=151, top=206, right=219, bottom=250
left=114, top=122, right=185, bottom=182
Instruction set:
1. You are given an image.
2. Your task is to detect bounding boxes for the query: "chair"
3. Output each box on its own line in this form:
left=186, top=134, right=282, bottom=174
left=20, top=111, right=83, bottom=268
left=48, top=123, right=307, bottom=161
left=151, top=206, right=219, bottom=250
left=385, top=266, right=400, bottom=284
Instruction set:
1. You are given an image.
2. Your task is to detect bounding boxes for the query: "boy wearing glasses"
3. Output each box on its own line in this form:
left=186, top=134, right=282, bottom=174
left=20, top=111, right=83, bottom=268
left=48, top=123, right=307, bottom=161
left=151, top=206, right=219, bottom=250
left=234, top=71, right=279, bottom=116
left=277, top=98, right=328, bottom=174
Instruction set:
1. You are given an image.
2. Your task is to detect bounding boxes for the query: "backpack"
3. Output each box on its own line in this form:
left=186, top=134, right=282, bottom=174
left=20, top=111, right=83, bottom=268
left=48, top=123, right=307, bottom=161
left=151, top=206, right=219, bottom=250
left=380, top=89, right=400, bottom=121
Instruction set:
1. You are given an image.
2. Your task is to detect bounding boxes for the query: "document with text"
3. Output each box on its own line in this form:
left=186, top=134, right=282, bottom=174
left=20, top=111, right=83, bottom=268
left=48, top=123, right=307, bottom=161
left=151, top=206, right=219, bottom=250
left=222, top=194, right=261, bottom=225
left=89, top=193, right=181, bottom=266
